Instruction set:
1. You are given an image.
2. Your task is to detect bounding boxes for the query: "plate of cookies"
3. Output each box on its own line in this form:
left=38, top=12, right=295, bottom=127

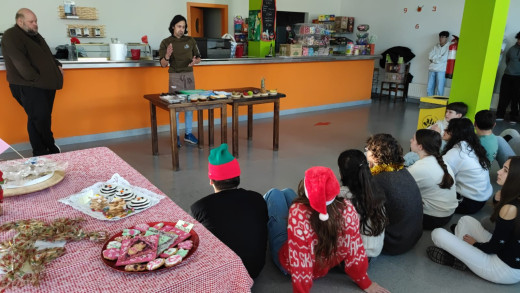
left=59, top=173, right=165, bottom=221
left=101, top=221, right=199, bottom=273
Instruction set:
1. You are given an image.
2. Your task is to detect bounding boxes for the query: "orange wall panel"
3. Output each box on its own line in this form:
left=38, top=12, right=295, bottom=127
left=0, top=59, right=374, bottom=145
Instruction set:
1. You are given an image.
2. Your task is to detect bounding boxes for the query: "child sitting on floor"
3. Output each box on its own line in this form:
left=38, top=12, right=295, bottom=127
left=474, top=109, right=498, bottom=163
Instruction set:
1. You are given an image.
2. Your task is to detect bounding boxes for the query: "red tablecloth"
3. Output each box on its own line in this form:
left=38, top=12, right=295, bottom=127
left=1, top=147, right=253, bottom=292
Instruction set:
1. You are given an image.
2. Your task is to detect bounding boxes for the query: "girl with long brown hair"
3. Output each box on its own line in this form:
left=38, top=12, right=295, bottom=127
left=408, top=129, right=458, bottom=230
left=428, top=156, right=520, bottom=284
left=264, top=166, right=389, bottom=293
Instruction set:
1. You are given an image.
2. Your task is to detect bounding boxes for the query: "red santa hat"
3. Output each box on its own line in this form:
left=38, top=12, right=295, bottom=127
left=304, top=166, right=340, bottom=221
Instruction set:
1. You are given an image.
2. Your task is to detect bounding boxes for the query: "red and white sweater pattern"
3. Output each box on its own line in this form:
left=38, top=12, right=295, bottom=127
left=279, top=199, right=372, bottom=293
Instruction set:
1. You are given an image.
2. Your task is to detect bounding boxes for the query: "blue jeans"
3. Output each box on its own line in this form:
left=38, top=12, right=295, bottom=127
left=263, top=188, right=297, bottom=274
left=176, top=111, right=193, bottom=134
left=427, top=71, right=446, bottom=96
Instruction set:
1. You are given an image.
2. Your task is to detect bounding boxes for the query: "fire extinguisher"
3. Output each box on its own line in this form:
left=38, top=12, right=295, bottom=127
left=445, top=35, right=459, bottom=79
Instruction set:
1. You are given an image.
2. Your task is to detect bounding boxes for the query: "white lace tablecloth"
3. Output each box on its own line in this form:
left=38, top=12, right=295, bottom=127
left=0, top=147, right=253, bottom=293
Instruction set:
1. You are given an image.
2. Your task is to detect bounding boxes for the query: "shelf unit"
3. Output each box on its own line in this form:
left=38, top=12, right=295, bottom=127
left=58, top=6, right=98, bottom=20
left=234, top=17, right=248, bottom=57
left=294, top=23, right=331, bottom=56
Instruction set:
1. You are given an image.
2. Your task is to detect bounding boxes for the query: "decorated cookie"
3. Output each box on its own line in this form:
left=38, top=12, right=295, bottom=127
left=106, top=241, right=122, bottom=249
left=153, top=222, right=165, bottom=230
left=102, top=248, right=120, bottom=260
left=99, top=184, right=119, bottom=201
left=122, top=229, right=141, bottom=236
left=128, top=197, right=151, bottom=211
left=114, top=236, right=131, bottom=242
left=115, top=187, right=136, bottom=202
left=144, top=227, right=159, bottom=236
left=177, top=240, right=193, bottom=250
left=164, top=255, right=183, bottom=268
left=133, top=223, right=150, bottom=233
left=160, top=247, right=178, bottom=258
left=90, top=195, right=108, bottom=212
left=124, top=264, right=147, bottom=272
left=161, top=225, right=175, bottom=232
left=175, top=249, right=189, bottom=259
left=146, top=258, right=165, bottom=271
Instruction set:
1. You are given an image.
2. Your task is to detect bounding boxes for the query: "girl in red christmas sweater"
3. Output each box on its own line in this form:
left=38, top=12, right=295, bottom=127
left=264, top=166, right=389, bottom=293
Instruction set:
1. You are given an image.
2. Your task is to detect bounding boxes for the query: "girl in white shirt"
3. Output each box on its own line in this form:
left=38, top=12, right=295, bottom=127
left=442, top=118, right=492, bottom=214
left=408, top=129, right=458, bottom=230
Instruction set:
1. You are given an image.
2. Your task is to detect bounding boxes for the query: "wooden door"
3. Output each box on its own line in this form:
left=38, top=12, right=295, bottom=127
left=190, top=7, right=204, bottom=37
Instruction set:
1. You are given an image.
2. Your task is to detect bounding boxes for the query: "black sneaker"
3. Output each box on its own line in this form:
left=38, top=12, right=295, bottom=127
left=427, top=246, right=467, bottom=271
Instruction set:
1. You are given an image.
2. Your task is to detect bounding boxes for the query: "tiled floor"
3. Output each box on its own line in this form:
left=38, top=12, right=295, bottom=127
left=3, top=99, right=520, bottom=292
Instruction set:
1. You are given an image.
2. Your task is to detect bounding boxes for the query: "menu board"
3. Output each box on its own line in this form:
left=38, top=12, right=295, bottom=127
left=261, top=0, right=276, bottom=41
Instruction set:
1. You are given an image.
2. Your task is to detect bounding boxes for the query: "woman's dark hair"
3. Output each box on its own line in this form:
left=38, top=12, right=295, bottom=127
left=366, top=133, right=404, bottom=166
left=439, top=31, right=450, bottom=38
left=516, top=31, right=520, bottom=40
left=211, top=176, right=240, bottom=190
left=169, top=15, right=188, bottom=35
left=337, top=149, right=387, bottom=236
left=415, top=129, right=454, bottom=189
left=442, top=118, right=490, bottom=170
left=293, top=179, right=345, bottom=268
left=491, top=157, right=520, bottom=233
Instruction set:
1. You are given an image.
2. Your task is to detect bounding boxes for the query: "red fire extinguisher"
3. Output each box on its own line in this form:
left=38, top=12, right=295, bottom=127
left=445, top=35, right=459, bottom=79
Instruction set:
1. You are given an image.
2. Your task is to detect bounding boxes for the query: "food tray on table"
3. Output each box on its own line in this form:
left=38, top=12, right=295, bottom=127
left=101, top=221, right=199, bottom=273
left=3, top=171, right=65, bottom=197
left=58, top=173, right=165, bottom=221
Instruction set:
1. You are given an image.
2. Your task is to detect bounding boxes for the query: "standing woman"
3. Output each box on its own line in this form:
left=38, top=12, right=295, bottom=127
left=428, top=156, right=520, bottom=284
left=496, top=32, right=520, bottom=123
left=263, top=167, right=389, bottom=293
left=159, top=15, right=201, bottom=147
left=442, top=118, right=492, bottom=214
left=337, top=149, right=388, bottom=258
left=365, top=134, right=423, bottom=255
left=408, top=129, right=458, bottom=230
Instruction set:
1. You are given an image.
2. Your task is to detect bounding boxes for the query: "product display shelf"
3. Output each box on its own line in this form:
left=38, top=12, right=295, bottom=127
left=294, top=23, right=331, bottom=56
left=58, top=6, right=98, bottom=20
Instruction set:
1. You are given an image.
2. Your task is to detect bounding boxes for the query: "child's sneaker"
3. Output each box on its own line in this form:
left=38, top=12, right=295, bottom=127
left=426, top=246, right=467, bottom=271
left=177, top=136, right=181, bottom=148
left=184, top=133, right=198, bottom=145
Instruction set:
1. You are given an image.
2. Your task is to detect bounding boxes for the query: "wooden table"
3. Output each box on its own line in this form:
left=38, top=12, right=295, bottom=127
left=144, top=94, right=228, bottom=170
left=0, top=147, right=253, bottom=292
left=223, top=88, right=286, bottom=158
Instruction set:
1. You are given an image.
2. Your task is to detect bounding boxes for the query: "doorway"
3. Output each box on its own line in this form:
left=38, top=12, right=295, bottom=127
left=187, top=2, right=228, bottom=38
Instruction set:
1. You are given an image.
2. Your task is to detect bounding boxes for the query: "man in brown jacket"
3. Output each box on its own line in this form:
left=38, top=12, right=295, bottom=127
left=1, top=8, right=64, bottom=156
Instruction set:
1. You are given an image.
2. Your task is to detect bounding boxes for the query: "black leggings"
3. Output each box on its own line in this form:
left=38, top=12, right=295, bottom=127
left=455, top=194, right=487, bottom=214
left=423, top=213, right=453, bottom=230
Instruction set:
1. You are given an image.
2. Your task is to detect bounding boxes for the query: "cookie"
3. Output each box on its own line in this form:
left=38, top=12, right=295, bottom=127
left=153, top=222, right=165, bottom=230
left=122, top=229, right=141, bottom=236
left=99, top=184, right=119, bottom=201
left=160, top=247, right=178, bottom=258
left=106, top=241, right=122, bottom=249
left=175, top=249, right=189, bottom=259
left=115, top=187, right=136, bottom=202
left=133, top=223, right=150, bottom=233
left=124, top=264, right=147, bottom=272
left=102, top=248, right=120, bottom=260
left=114, top=236, right=131, bottom=242
left=128, top=197, right=150, bottom=211
left=144, top=227, right=159, bottom=236
left=146, top=258, right=165, bottom=271
left=161, top=225, right=175, bottom=232
left=164, top=255, right=183, bottom=268
left=177, top=240, right=193, bottom=250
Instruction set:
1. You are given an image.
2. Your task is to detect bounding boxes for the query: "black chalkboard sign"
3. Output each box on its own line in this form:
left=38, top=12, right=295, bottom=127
left=261, top=0, right=276, bottom=41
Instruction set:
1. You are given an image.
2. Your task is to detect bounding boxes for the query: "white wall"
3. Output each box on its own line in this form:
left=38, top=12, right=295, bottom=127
left=339, top=0, right=520, bottom=95
left=0, top=0, right=231, bottom=52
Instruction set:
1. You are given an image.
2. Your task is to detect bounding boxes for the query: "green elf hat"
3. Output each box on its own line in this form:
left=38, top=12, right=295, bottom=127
left=208, top=143, right=241, bottom=180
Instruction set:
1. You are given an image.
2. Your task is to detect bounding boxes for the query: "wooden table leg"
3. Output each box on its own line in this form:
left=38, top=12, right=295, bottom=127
left=247, top=105, right=253, bottom=140
left=208, top=109, right=214, bottom=147
left=273, top=99, right=280, bottom=151
left=221, top=104, right=227, bottom=144
left=150, top=102, right=159, bottom=156
left=170, top=110, right=179, bottom=171
left=197, top=110, right=204, bottom=149
left=232, top=103, right=239, bottom=158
